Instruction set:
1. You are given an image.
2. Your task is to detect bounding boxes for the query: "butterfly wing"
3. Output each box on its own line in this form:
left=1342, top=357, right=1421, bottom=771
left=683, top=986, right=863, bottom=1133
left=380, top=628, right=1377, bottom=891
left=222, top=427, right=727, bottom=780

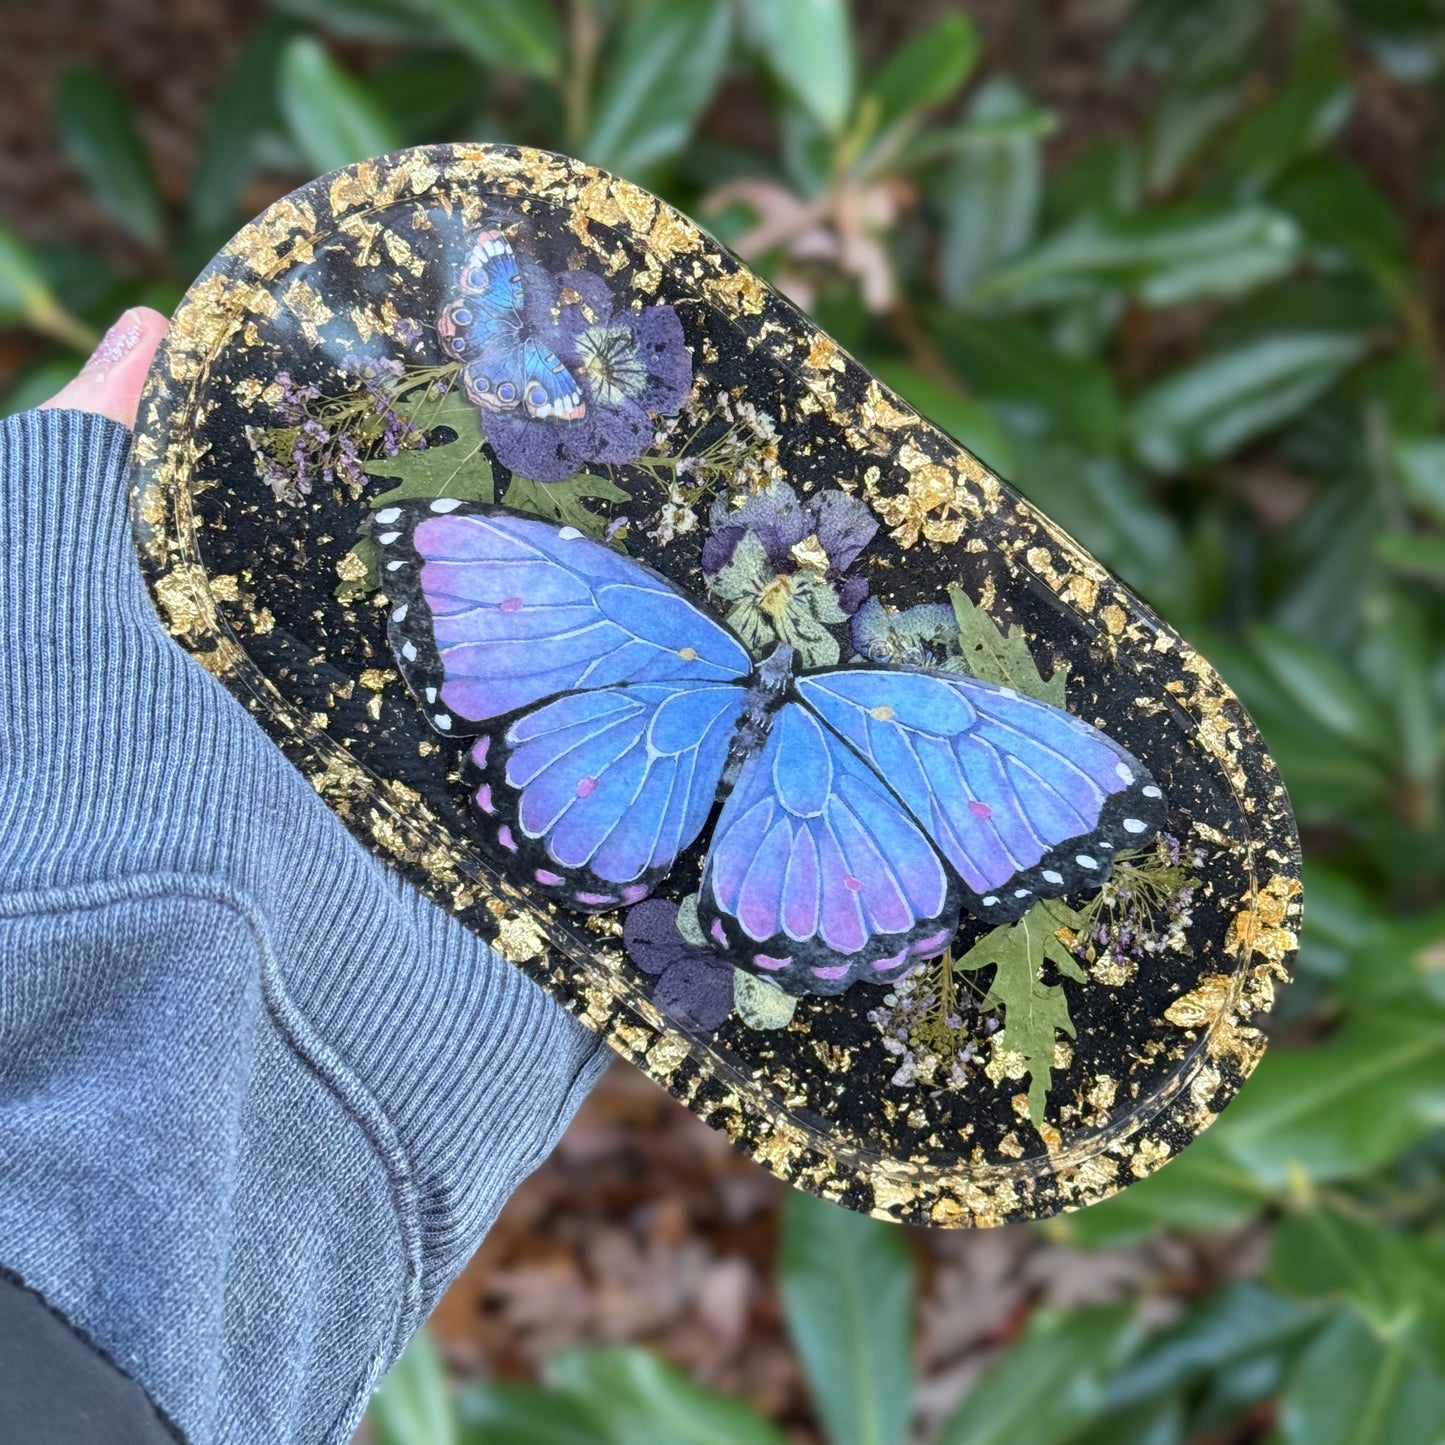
left=795, top=669, right=1166, bottom=924
left=696, top=702, right=959, bottom=995
left=372, top=502, right=754, bottom=734
left=439, top=229, right=585, bottom=421
left=466, top=680, right=746, bottom=910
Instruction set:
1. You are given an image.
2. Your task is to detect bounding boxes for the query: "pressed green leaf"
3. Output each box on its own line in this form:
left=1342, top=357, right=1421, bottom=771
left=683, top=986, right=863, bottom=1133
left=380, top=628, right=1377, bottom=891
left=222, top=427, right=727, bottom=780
left=744, top=0, right=855, bottom=136
left=871, top=362, right=1017, bottom=476
left=188, top=17, right=296, bottom=239
left=930, top=312, right=1120, bottom=454
left=937, top=1306, right=1138, bottom=1445
left=55, top=65, right=165, bottom=248
left=367, top=1330, right=456, bottom=1445
left=455, top=1381, right=607, bottom=1445
left=364, top=398, right=496, bottom=507
left=1278, top=1308, right=1445, bottom=1445
left=1128, top=331, right=1369, bottom=472
left=279, top=36, right=401, bottom=176
left=584, top=0, right=732, bottom=178
left=431, top=0, right=563, bottom=79
left=948, top=586, right=1065, bottom=707
left=733, top=970, right=797, bottom=1029
left=935, top=78, right=1043, bottom=304
left=869, top=13, right=978, bottom=128
left=779, top=1189, right=914, bottom=1445
left=955, top=907, right=1086, bottom=1124
left=547, top=1347, right=786, bottom=1445
left=502, top=474, right=629, bottom=542
left=969, top=203, right=1301, bottom=310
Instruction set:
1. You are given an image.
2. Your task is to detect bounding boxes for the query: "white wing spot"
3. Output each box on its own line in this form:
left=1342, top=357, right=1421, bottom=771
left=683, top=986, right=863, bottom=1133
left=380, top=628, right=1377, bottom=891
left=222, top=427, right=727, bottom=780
left=1115, top=762, right=1133, bottom=783
left=386, top=560, right=404, bottom=572
left=375, top=507, right=401, bottom=524
left=1143, top=784, right=1162, bottom=798
left=981, top=895, right=999, bottom=906
left=558, top=526, right=583, bottom=541
left=1123, top=817, right=1148, bottom=833
left=425, top=687, right=437, bottom=703
left=430, top=498, right=462, bottom=513
left=434, top=714, right=452, bottom=730
left=1042, top=869, right=1063, bottom=884
left=392, top=604, right=407, bottom=622
left=1077, top=854, right=1098, bottom=869
left=1014, top=888, right=1031, bottom=899
left=378, top=530, right=400, bottom=545
left=401, top=641, right=418, bottom=661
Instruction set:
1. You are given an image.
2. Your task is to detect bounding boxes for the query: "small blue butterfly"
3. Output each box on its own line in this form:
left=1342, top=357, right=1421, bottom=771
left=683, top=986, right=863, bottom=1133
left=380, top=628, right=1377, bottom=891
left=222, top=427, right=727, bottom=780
left=373, top=502, right=1166, bottom=995
left=438, top=228, right=586, bottom=422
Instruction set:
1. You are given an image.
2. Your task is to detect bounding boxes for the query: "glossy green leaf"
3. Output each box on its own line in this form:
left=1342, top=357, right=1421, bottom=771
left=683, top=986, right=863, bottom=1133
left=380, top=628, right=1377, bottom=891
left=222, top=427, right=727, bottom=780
left=1128, top=330, right=1369, bottom=472
left=584, top=0, right=732, bottom=178
left=1395, top=437, right=1445, bottom=524
left=1278, top=1308, right=1445, bottom=1445
left=1376, top=532, right=1445, bottom=582
left=936, top=79, right=1043, bottom=303
left=547, top=1348, right=786, bottom=1445
left=368, top=1330, right=456, bottom=1445
left=0, top=226, right=96, bottom=350
left=279, top=36, right=401, bottom=176
left=745, top=0, right=855, bottom=136
left=779, top=1189, right=914, bottom=1445
left=1068, top=1398, right=1183, bottom=1445
left=1105, top=1281, right=1319, bottom=1411
left=1274, top=155, right=1410, bottom=295
left=1247, top=624, right=1395, bottom=761
left=456, top=1382, right=607, bottom=1445
left=969, top=203, right=1301, bottom=310
left=930, top=312, right=1120, bottom=454
left=431, top=0, right=563, bottom=79
left=937, top=1306, right=1138, bottom=1445
left=189, top=17, right=296, bottom=239
left=869, top=13, right=978, bottom=128
left=272, top=0, right=439, bottom=42
left=55, top=65, right=165, bottom=248
left=1216, top=1009, right=1445, bottom=1188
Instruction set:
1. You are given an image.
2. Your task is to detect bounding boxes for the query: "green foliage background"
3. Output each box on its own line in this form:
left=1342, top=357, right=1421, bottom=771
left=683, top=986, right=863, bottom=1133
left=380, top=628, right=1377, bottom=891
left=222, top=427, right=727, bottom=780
left=7, top=1, right=1445, bottom=1441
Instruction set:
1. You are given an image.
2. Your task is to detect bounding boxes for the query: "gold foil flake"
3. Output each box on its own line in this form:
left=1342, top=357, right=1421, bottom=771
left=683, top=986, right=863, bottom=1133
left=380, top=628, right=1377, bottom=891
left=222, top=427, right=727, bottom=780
left=281, top=278, right=334, bottom=345
left=494, top=911, right=547, bottom=962
left=340, top=213, right=384, bottom=265
left=1087, top=1075, right=1118, bottom=1113
left=1131, top=1136, right=1171, bottom=1177
left=336, top=551, right=369, bottom=584
left=647, top=1033, right=690, bottom=1074
left=359, top=667, right=392, bottom=692
left=383, top=230, right=426, bottom=277
left=152, top=564, right=213, bottom=638
left=1227, top=874, right=1301, bottom=973
left=225, top=197, right=317, bottom=273
left=870, top=1173, right=922, bottom=1216
left=1061, top=1153, right=1118, bottom=1197
left=864, top=442, right=981, bottom=548
left=168, top=274, right=241, bottom=382
left=704, top=268, right=767, bottom=316
left=859, top=381, right=915, bottom=432
left=329, top=163, right=380, bottom=215
left=997, top=1131, right=1024, bottom=1159
left=806, top=332, right=846, bottom=373
left=233, top=377, right=266, bottom=407
left=789, top=534, right=830, bottom=572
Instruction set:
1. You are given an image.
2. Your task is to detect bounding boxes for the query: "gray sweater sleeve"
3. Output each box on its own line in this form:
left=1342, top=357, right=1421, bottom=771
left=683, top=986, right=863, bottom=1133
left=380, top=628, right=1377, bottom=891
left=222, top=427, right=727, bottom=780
left=0, top=408, right=609, bottom=1443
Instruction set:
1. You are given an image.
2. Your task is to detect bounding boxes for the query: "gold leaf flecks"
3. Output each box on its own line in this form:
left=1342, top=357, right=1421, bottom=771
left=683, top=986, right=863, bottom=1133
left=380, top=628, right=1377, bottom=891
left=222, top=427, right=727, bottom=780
left=1164, top=973, right=1233, bottom=1029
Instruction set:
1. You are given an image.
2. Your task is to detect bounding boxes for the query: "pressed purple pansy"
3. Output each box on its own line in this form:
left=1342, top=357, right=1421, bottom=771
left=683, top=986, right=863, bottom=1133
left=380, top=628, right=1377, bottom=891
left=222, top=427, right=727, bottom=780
left=622, top=899, right=734, bottom=1033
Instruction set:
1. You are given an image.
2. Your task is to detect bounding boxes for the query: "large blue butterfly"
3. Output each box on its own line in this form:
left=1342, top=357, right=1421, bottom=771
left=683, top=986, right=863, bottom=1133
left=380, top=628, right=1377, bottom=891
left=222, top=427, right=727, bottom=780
left=373, top=501, right=1166, bottom=995
left=437, top=228, right=586, bottom=422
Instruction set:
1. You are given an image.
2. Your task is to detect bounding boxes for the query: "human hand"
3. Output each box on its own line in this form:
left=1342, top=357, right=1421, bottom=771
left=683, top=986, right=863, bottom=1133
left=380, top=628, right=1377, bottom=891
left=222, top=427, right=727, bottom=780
left=40, top=306, right=169, bottom=426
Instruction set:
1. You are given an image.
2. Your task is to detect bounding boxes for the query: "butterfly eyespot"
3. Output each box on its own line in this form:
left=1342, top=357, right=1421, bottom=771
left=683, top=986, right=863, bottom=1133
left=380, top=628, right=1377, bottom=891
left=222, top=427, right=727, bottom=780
left=1143, top=784, right=1163, bottom=798
left=375, top=507, right=401, bottom=524
left=463, top=268, right=489, bottom=290
left=496, top=381, right=518, bottom=402
left=1076, top=854, right=1098, bottom=868
left=1042, top=869, right=1064, bottom=884
left=1123, top=817, right=1148, bottom=833
left=869, top=704, right=894, bottom=721
left=678, top=646, right=698, bottom=661
left=452, top=306, right=472, bottom=326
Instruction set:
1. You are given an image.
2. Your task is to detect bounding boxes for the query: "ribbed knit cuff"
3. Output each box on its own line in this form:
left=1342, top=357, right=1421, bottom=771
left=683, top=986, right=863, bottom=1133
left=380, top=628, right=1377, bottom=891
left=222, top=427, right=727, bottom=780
left=0, top=407, right=608, bottom=1443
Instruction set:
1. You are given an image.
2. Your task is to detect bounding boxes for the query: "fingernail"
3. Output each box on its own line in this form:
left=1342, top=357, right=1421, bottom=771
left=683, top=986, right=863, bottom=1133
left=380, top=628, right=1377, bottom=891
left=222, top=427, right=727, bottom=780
left=82, top=310, right=144, bottom=378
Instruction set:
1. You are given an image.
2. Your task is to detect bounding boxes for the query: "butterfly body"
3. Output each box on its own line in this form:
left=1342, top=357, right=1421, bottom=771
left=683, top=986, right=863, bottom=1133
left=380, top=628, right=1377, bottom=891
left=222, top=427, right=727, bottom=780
left=374, top=500, right=1166, bottom=995
left=438, top=229, right=586, bottom=423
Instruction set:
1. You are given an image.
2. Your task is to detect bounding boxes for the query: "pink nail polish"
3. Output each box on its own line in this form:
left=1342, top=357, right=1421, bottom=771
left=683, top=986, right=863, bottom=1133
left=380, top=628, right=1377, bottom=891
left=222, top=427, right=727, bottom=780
left=83, top=311, right=144, bottom=377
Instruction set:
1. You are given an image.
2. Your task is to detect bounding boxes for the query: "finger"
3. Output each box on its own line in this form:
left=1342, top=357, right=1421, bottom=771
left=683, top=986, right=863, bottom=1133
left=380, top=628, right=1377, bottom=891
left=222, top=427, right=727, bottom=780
left=41, top=307, right=170, bottom=429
